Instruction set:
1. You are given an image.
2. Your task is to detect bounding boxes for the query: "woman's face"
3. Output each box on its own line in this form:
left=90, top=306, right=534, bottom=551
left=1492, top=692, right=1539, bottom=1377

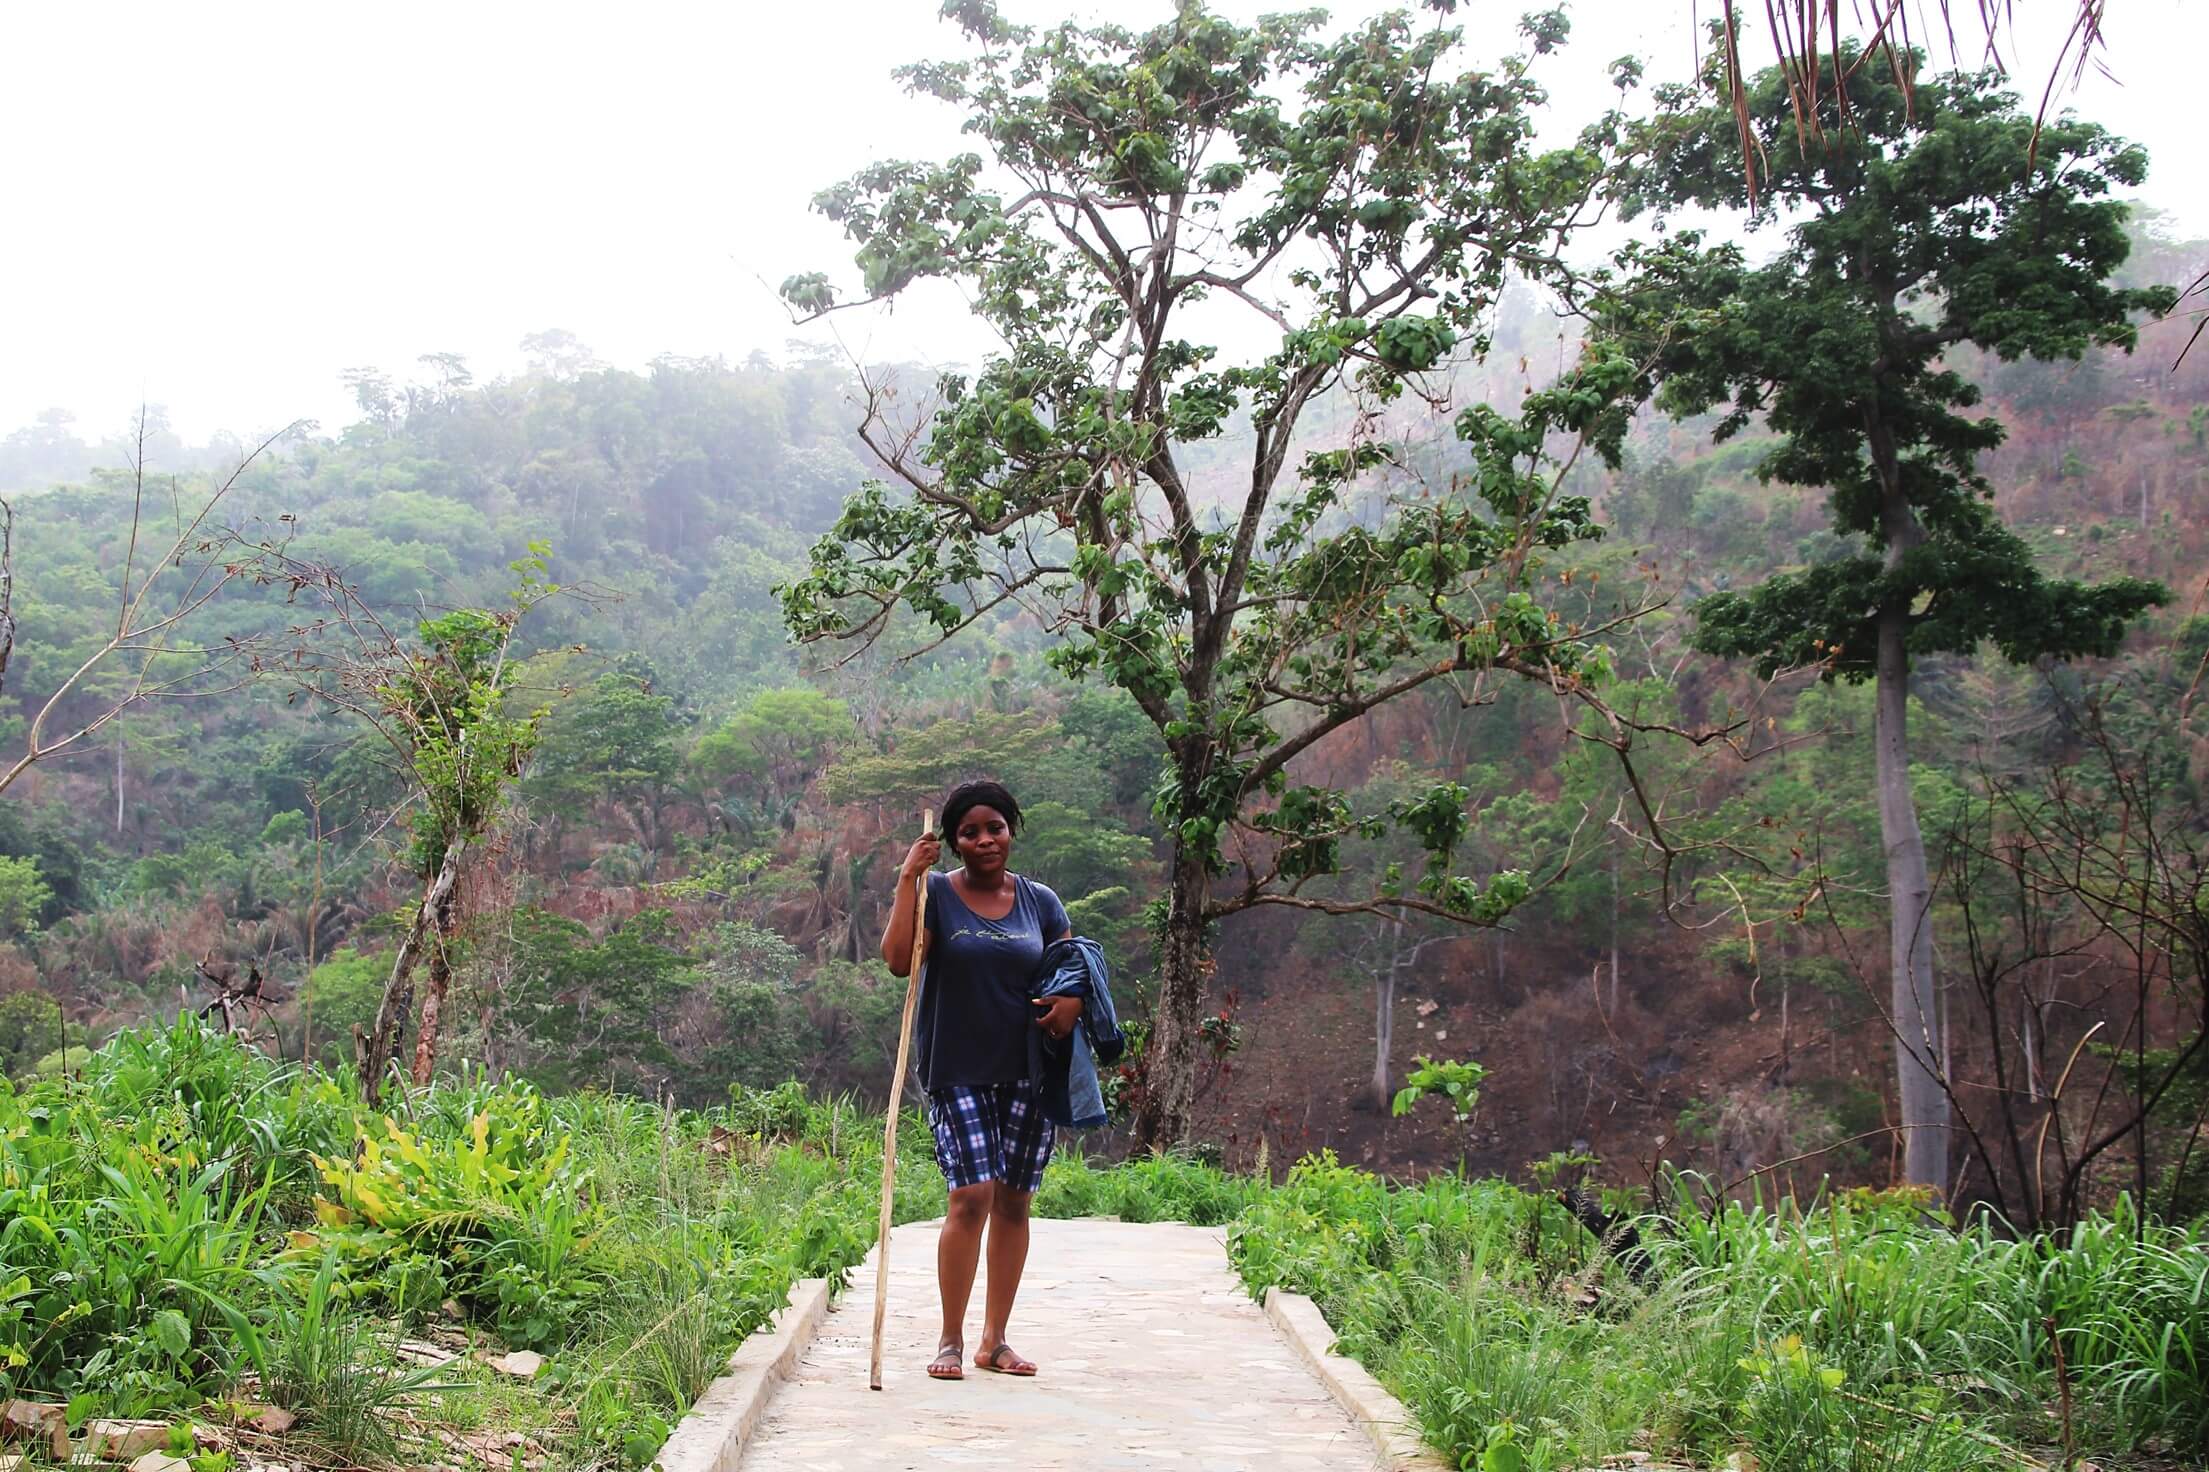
left=953, top=804, right=1013, bottom=874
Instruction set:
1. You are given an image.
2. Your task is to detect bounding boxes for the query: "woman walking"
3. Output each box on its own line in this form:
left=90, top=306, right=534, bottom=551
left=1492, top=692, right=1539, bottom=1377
left=881, top=779, right=1079, bottom=1381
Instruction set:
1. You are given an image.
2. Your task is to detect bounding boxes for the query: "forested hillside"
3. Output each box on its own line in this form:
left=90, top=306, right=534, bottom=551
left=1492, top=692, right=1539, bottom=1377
left=5, top=216, right=2201, bottom=1214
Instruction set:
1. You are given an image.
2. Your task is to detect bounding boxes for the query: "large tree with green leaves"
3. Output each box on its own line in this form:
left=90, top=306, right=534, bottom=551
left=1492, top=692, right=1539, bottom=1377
left=778, top=1, right=1646, bottom=1144
left=1602, top=45, right=2176, bottom=1190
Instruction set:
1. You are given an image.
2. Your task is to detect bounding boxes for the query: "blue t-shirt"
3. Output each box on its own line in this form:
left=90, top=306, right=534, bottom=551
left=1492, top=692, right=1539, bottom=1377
left=915, top=870, right=1071, bottom=1090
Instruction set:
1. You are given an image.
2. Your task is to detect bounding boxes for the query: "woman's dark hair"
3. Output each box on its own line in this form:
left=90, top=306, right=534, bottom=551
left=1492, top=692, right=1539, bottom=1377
left=940, top=780, right=1022, bottom=842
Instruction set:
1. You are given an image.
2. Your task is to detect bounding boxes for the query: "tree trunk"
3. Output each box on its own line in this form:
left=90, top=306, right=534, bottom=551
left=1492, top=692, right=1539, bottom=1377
left=1134, top=844, right=1210, bottom=1149
left=1876, top=604, right=1949, bottom=1190
left=409, top=884, right=461, bottom=1087
left=1375, top=913, right=1403, bottom=1112
left=2022, top=1000, right=2040, bottom=1102
left=479, top=996, right=500, bottom=1079
left=1779, top=965, right=1792, bottom=1086
left=1608, top=844, right=1621, bottom=1015
left=360, top=843, right=464, bottom=1106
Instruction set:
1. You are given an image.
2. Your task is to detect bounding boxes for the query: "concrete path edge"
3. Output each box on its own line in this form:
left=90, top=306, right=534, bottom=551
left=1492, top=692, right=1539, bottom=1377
left=1263, top=1286, right=1455, bottom=1472
left=651, top=1273, right=834, bottom=1472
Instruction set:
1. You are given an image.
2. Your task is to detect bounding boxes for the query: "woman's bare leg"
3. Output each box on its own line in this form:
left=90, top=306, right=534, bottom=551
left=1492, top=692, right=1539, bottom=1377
left=977, top=1184, right=1033, bottom=1364
left=936, top=1183, right=992, bottom=1356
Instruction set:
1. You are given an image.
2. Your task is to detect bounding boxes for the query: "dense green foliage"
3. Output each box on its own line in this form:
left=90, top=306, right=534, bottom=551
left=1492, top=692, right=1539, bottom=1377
left=1231, top=1154, right=2207, bottom=1469
left=0, top=1017, right=949, bottom=1466
left=3, top=1018, right=2196, bottom=1470
left=778, top=0, right=1653, bottom=1145
left=1609, top=49, right=2174, bottom=679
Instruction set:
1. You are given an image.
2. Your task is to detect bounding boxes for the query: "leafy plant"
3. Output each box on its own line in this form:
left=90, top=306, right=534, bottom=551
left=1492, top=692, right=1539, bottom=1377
left=1393, top=1057, right=1488, bottom=1122
left=1736, top=1335, right=2001, bottom=1472
left=309, top=1094, right=602, bottom=1348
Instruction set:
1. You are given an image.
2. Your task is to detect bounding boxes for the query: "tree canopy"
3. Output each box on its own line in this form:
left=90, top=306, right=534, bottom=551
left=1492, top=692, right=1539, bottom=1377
left=778, top=0, right=1652, bottom=1143
left=1606, top=48, right=2174, bottom=681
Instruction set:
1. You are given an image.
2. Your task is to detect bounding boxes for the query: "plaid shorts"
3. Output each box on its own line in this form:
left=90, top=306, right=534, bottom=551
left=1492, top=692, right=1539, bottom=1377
left=926, top=1079, right=1054, bottom=1193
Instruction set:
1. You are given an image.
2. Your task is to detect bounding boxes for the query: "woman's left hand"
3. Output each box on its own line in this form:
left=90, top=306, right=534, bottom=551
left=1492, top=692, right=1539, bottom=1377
left=1032, top=996, right=1083, bottom=1041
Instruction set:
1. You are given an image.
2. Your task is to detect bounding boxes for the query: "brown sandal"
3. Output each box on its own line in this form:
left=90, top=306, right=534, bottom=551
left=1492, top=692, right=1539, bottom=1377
left=927, top=1341, right=964, bottom=1380
left=974, top=1342, right=1037, bottom=1376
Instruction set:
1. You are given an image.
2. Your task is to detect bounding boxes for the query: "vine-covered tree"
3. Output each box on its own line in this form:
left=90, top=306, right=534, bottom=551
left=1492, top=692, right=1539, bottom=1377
left=264, top=548, right=554, bottom=1103
left=1603, top=45, right=2177, bottom=1190
left=370, top=598, right=546, bottom=1098
left=778, top=1, right=1646, bottom=1144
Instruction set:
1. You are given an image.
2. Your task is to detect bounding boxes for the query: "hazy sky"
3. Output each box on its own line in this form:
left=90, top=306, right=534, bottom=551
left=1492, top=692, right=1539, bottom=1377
left=4, top=0, right=2200, bottom=443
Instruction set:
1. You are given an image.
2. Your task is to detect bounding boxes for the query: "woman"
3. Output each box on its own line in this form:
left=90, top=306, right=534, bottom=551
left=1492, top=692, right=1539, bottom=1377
left=881, top=779, right=1079, bottom=1381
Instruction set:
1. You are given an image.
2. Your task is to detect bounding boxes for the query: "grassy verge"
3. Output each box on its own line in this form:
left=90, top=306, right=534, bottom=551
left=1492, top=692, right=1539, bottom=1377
left=0, top=1018, right=945, bottom=1468
left=1, top=1019, right=2198, bottom=1470
left=1225, top=1153, right=2206, bottom=1471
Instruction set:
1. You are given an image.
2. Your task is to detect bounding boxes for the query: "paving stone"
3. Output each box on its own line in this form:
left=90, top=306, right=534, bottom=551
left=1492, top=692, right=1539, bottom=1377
left=735, top=1218, right=1378, bottom=1471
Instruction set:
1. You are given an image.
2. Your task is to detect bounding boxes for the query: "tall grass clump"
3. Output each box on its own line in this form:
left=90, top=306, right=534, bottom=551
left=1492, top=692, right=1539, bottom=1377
left=262, top=1251, right=455, bottom=1463
left=1731, top=1334, right=2007, bottom=1472
left=1971, top=1200, right=2209, bottom=1454
left=1036, top=1147, right=1265, bottom=1224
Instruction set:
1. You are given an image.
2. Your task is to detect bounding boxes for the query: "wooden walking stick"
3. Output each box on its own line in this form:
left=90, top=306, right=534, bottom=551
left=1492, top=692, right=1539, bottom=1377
left=870, top=808, right=934, bottom=1390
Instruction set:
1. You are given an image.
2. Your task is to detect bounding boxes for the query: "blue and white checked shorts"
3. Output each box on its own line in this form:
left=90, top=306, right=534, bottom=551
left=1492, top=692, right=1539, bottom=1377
left=926, top=1079, right=1054, bottom=1193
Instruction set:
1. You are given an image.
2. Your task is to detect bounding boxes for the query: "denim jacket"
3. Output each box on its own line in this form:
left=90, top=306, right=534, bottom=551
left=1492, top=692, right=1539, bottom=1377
left=1026, top=936, right=1125, bottom=1130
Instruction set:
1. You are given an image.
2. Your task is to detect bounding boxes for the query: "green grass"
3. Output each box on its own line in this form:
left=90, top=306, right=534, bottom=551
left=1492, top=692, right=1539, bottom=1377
left=1225, top=1154, right=2208, bottom=1470
left=0, top=1018, right=2198, bottom=1470
left=0, top=1020, right=943, bottom=1466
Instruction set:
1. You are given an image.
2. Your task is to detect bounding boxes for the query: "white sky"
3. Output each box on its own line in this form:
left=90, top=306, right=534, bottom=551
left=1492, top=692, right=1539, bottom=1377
left=2, top=0, right=2200, bottom=443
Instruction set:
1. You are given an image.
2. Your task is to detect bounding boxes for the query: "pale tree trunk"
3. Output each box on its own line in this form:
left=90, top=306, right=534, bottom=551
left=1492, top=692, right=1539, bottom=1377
left=478, top=954, right=502, bottom=1081
left=1375, top=912, right=1404, bottom=1112
left=2024, top=964, right=2047, bottom=1101
left=1875, top=602, right=1948, bottom=1190
left=1135, top=844, right=1209, bottom=1148
left=1780, top=970, right=1792, bottom=1084
left=360, top=843, right=464, bottom=1105
left=1608, top=844, right=1621, bottom=1015
left=1867, top=396, right=1949, bottom=1194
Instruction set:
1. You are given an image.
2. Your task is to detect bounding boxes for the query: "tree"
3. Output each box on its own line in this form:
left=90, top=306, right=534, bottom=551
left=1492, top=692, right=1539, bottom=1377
left=519, top=329, right=604, bottom=381
left=525, top=663, right=683, bottom=857
left=818, top=709, right=1063, bottom=812
left=0, top=414, right=291, bottom=800
left=1603, top=47, right=2175, bottom=1189
left=694, top=920, right=809, bottom=1096
left=0, top=856, right=51, bottom=942
left=779, top=2, right=1648, bottom=1145
left=1938, top=675, right=2209, bottom=1227
left=379, top=601, right=545, bottom=1095
left=1015, top=799, right=1151, bottom=908
left=0, top=990, right=63, bottom=1078
left=689, top=685, right=850, bottom=839
left=265, top=546, right=554, bottom=1102
left=480, top=907, right=694, bottom=1096
left=305, top=946, right=389, bottom=1070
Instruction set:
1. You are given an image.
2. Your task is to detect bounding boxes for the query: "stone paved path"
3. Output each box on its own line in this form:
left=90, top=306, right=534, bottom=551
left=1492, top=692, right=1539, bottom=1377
left=735, top=1217, right=1378, bottom=1471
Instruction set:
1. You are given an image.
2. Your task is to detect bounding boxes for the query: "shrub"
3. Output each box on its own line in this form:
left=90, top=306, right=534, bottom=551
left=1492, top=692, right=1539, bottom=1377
left=309, top=1090, right=603, bottom=1348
